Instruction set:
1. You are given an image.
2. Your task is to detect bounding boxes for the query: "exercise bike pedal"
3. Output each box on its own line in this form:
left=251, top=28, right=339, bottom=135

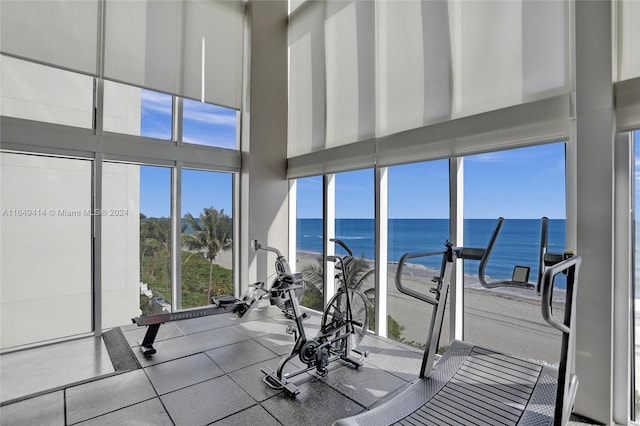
left=262, top=369, right=300, bottom=397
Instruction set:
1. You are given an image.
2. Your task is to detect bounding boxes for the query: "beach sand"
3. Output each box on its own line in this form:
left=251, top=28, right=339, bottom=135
left=295, top=251, right=567, bottom=365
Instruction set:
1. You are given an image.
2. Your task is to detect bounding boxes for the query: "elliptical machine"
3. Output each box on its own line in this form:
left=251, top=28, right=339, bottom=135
left=262, top=238, right=370, bottom=397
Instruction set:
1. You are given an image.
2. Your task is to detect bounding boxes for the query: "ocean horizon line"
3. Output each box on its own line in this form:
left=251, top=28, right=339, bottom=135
left=297, top=217, right=567, bottom=220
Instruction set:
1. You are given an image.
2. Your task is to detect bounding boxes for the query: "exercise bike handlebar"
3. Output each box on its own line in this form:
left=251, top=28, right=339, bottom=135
left=251, top=239, right=282, bottom=258
left=330, top=238, right=353, bottom=257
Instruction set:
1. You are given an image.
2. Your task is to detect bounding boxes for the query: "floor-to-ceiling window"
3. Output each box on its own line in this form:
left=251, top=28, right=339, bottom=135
left=634, top=129, right=640, bottom=419
left=296, top=176, right=324, bottom=311
left=387, top=160, right=450, bottom=349
left=181, top=170, right=234, bottom=309
left=138, top=166, right=172, bottom=314
left=463, top=143, right=566, bottom=364
left=0, top=153, right=93, bottom=349
left=334, top=169, right=375, bottom=330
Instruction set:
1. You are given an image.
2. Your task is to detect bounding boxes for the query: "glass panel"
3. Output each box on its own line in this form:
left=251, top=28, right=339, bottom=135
left=103, top=0, right=244, bottom=108
left=0, top=55, right=94, bottom=128
left=387, top=160, right=450, bottom=350
left=182, top=99, right=238, bottom=149
left=104, top=84, right=172, bottom=140
left=0, top=0, right=99, bottom=75
left=1, top=153, right=92, bottom=349
left=334, top=169, right=374, bottom=330
left=463, top=143, right=566, bottom=364
left=102, top=162, right=142, bottom=328
left=141, top=89, right=173, bottom=140
left=324, top=1, right=375, bottom=148
left=296, top=176, right=324, bottom=311
left=634, top=129, right=640, bottom=419
left=618, top=0, right=640, bottom=82
left=181, top=169, right=233, bottom=309
left=139, top=166, right=172, bottom=315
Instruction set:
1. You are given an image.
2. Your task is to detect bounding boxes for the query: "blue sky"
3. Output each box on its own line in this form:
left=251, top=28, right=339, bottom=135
left=139, top=166, right=233, bottom=218
left=297, top=143, right=567, bottom=219
left=139, top=90, right=235, bottom=218
left=140, top=90, right=237, bottom=147
left=139, top=88, right=573, bottom=220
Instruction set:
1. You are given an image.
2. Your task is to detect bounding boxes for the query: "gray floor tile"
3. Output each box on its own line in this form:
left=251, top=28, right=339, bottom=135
left=144, top=353, right=224, bottom=395
left=66, top=370, right=156, bottom=424
left=206, top=340, right=277, bottom=373
left=133, top=334, right=201, bottom=367
left=211, top=404, right=280, bottom=426
left=319, top=363, right=408, bottom=408
left=261, top=379, right=364, bottom=426
left=0, top=391, right=64, bottom=426
left=75, top=398, right=172, bottom=426
left=187, top=325, right=251, bottom=352
left=357, top=334, right=395, bottom=354
left=123, top=322, right=184, bottom=348
left=254, top=332, right=296, bottom=356
left=234, top=316, right=293, bottom=339
left=0, top=337, right=114, bottom=403
left=364, top=346, right=423, bottom=382
left=227, top=359, right=285, bottom=402
left=160, top=376, right=255, bottom=426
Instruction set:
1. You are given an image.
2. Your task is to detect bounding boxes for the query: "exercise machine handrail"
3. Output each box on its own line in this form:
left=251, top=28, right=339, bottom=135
left=395, top=244, right=453, bottom=306
left=395, top=241, right=456, bottom=378
left=541, top=255, right=580, bottom=334
left=536, top=216, right=550, bottom=293
left=477, top=216, right=566, bottom=291
left=540, top=253, right=581, bottom=425
left=476, top=217, right=536, bottom=288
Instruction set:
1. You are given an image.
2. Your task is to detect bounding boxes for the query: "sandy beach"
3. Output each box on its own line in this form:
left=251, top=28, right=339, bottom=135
left=295, top=251, right=567, bottom=365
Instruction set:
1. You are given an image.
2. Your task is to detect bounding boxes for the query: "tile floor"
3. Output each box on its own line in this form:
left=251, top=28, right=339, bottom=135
left=1, top=306, right=426, bottom=425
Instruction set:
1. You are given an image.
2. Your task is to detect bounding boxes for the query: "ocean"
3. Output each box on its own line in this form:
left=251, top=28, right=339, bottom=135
left=297, top=218, right=567, bottom=288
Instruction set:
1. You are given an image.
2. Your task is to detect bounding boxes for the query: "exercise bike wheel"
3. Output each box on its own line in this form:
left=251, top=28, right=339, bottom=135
left=321, top=289, right=368, bottom=350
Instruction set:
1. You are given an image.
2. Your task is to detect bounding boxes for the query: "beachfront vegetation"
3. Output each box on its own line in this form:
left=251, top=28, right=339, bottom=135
left=139, top=208, right=233, bottom=315
left=301, top=255, right=375, bottom=314
left=301, top=255, right=411, bottom=340
left=182, top=207, right=232, bottom=303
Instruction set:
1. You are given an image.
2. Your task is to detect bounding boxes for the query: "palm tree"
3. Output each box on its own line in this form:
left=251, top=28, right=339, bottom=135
left=182, top=207, right=232, bottom=303
left=302, top=254, right=376, bottom=307
left=140, top=216, right=172, bottom=292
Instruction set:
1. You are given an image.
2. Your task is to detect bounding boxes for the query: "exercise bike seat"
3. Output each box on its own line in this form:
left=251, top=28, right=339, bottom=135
left=212, top=294, right=239, bottom=306
left=269, top=273, right=303, bottom=306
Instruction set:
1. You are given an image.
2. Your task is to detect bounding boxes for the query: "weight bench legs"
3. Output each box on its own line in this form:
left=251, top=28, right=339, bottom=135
left=138, top=323, right=160, bottom=357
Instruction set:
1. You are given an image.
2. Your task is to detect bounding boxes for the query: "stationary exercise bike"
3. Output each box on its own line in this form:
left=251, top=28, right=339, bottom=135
left=262, top=239, right=369, bottom=397
left=237, top=240, right=306, bottom=318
